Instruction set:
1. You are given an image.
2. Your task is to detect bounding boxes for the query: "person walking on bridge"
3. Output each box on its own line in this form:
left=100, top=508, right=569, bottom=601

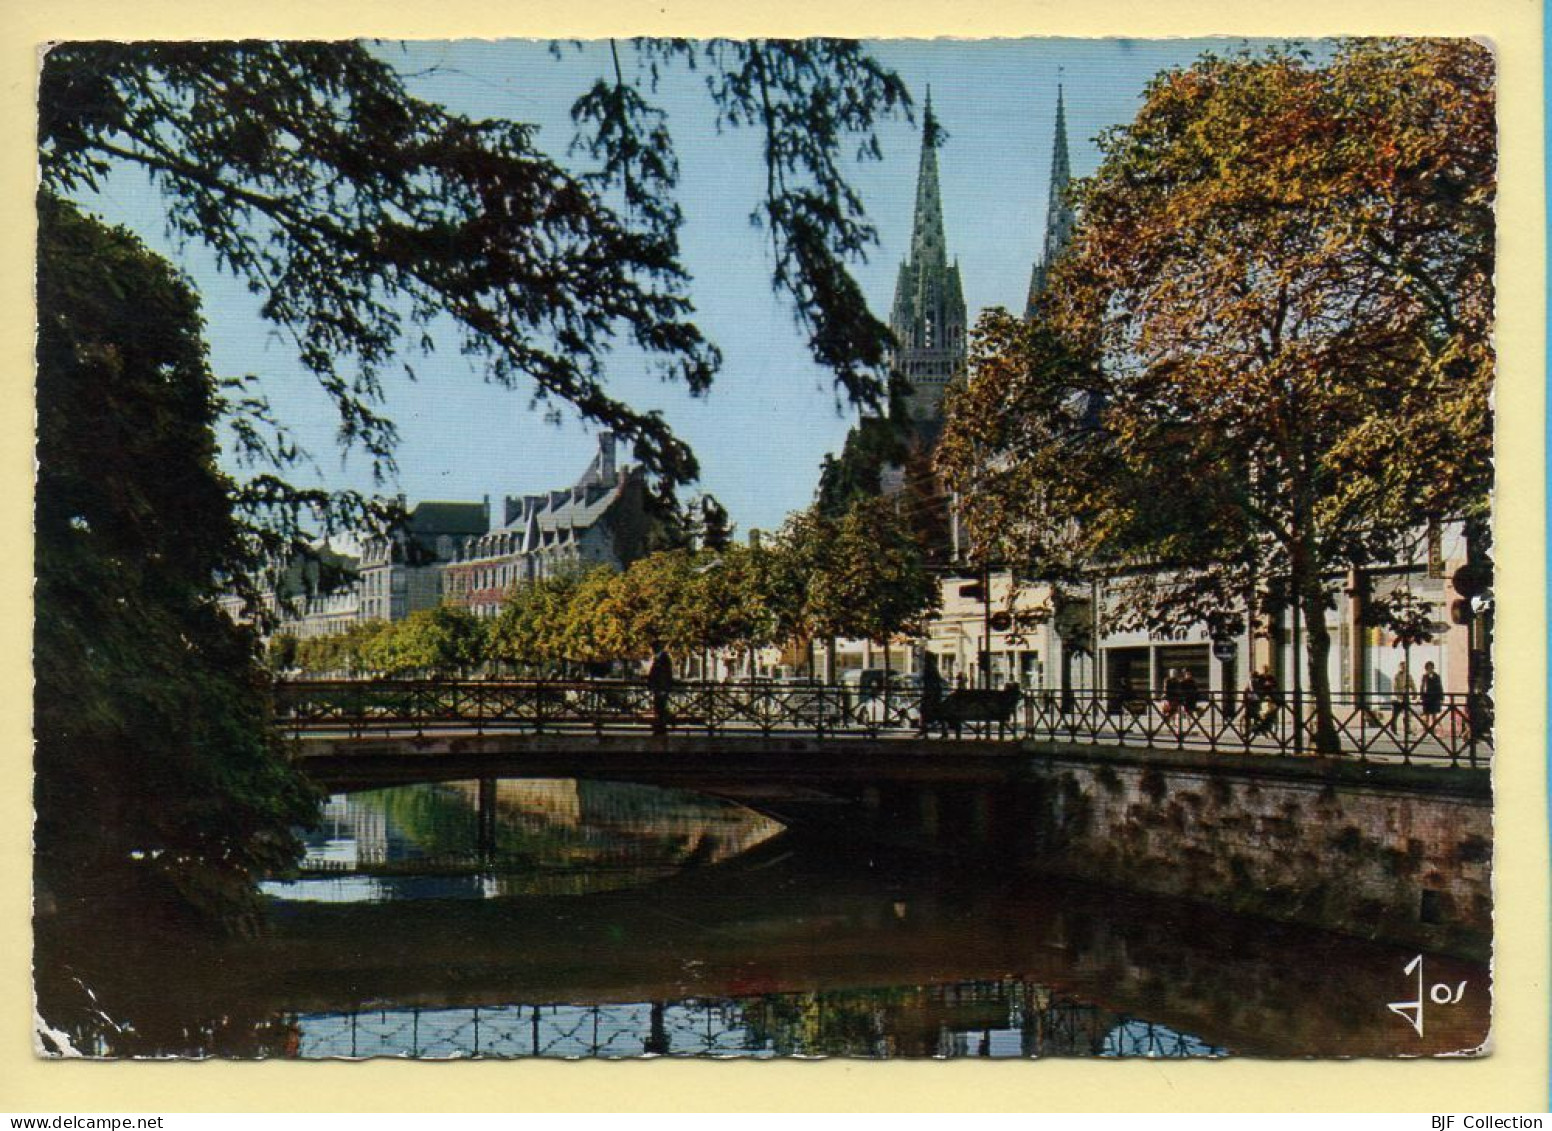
left=919, top=652, right=946, bottom=739
left=647, top=642, right=674, bottom=736
left=1419, top=660, right=1444, bottom=731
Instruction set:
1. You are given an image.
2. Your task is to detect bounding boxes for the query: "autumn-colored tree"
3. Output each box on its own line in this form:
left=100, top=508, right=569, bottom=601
left=694, top=544, right=785, bottom=670
left=487, top=570, right=587, bottom=673
left=803, top=497, right=941, bottom=671
left=939, top=39, right=1494, bottom=752
left=367, top=605, right=486, bottom=678
left=294, top=618, right=391, bottom=675
left=561, top=565, right=645, bottom=667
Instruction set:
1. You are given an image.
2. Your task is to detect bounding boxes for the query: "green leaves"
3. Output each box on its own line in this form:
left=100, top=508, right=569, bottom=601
left=40, top=39, right=911, bottom=490
left=35, top=197, right=319, bottom=931
left=368, top=604, right=487, bottom=677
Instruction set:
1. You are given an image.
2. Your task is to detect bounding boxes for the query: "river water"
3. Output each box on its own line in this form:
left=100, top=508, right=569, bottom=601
left=33, top=775, right=1489, bottom=1059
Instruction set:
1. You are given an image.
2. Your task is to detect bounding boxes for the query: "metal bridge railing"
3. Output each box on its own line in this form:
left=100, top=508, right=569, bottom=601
left=1019, top=688, right=1489, bottom=768
left=274, top=678, right=1490, bottom=768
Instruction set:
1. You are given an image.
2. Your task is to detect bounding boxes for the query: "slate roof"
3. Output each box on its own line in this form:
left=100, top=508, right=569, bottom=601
left=409, top=501, right=488, bottom=537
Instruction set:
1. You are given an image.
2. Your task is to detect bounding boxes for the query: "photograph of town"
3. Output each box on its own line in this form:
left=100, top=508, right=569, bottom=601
left=33, top=35, right=1494, bottom=1060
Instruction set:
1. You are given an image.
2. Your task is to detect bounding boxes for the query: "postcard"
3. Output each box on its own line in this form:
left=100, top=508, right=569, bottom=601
left=11, top=0, right=1549, bottom=1116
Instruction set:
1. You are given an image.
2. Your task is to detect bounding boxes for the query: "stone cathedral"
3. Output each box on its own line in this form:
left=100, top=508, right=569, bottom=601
left=888, top=84, right=1076, bottom=422
left=889, top=91, right=967, bottom=423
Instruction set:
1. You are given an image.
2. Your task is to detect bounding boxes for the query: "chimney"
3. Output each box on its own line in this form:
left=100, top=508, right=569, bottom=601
left=598, top=431, right=616, bottom=482
left=482, top=494, right=491, bottom=526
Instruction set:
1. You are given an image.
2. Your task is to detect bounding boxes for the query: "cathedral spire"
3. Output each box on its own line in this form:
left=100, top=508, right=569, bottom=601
left=1026, top=80, right=1077, bottom=318
left=890, top=85, right=966, bottom=423
left=909, top=87, right=948, bottom=271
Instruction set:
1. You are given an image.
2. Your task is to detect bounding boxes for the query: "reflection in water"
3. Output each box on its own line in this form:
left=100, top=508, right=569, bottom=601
left=260, top=778, right=786, bottom=901
left=291, top=987, right=1224, bottom=1059
left=33, top=776, right=1490, bottom=1060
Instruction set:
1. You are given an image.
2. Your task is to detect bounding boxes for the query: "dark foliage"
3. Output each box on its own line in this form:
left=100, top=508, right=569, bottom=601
left=39, top=39, right=911, bottom=501
left=34, top=195, right=319, bottom=932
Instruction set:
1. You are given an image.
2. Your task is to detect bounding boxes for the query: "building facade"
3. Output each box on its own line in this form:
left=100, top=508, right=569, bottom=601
left=441, top=433, right=648, bottom=618
left=357, top=499, right=490, bottom=624
left=924, top=521, right=1477, bottom=706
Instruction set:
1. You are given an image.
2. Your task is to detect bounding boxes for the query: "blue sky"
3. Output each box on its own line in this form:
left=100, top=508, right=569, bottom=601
left=71, top=37, right=1295, bottom=537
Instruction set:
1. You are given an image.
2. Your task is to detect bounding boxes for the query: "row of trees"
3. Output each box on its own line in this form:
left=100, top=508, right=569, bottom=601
left=275, top=496, right=940, bottom=678
left=36, top=39, right=919, bottom=930
left=937, top=39, right=1494, bottom=752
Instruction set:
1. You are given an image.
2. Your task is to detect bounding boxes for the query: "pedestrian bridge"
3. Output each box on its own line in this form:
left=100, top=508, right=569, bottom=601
left=277, top=677, right=1492, bottom=957
left=277, top=677, right=1490, bottom=770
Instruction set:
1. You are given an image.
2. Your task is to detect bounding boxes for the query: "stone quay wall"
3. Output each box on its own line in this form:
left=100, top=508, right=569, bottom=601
left=1022, top=743, right=1493, bottom=958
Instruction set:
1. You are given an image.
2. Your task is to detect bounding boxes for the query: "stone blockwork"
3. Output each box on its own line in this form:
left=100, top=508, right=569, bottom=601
left=1026, top=745, right=1493, bottom=958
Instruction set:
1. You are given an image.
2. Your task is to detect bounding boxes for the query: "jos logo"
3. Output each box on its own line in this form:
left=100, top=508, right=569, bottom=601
left=1388, top=955, right=1467, bottom=1037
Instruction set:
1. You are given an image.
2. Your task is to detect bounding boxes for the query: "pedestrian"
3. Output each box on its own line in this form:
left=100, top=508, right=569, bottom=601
left=919, top=652, right=946, bottom=739
left=1250, top=665, right=1279, bottom=736
left=1388, top=661, right=1415, bottom=730
left=1419, top=660, right=1444, bottom=729
left=1162, top=668, right=1182, bottom=721
left=1241, top=676, right=1263, bottom=734
left=1179, top=668, right=1201, bottom=714
left=647, top=641, right=674, bottom=736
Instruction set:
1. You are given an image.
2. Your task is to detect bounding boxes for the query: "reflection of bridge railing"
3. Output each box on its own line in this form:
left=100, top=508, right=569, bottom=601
left=276, top=679, right=1489, bottom=768
left=284, top=985, right=1228, bottom=1059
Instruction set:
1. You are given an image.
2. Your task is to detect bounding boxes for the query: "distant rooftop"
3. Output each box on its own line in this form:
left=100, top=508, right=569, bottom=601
left=408, top=501, right=488, bottom=537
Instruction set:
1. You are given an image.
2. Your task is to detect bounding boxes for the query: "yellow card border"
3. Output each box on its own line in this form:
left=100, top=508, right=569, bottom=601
left=1, top=0, right=1544, bottom=1113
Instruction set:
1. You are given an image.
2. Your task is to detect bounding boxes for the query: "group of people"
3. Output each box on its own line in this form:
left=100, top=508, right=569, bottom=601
left=1239, top=659, right=1448, bottom=736
left=1159, top=668, right=1202, bottom=720
left=1385, top=660, right=1447, bottom=728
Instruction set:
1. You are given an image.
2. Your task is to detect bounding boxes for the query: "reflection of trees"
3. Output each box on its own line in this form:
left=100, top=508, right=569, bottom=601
left=311, top=779, right=783, bottom=896
left=740, top=987, right=918, bottom=1057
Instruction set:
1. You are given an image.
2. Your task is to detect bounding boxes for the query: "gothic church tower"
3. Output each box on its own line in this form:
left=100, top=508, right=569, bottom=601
left=1026, top=82, right=1076, bottom=317
left=889, top=91, right=967, bottom=423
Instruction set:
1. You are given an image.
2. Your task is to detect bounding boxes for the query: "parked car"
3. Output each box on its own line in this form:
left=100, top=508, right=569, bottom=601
left=840, top=667, right=909, bottom=702
left=849, top=671, right=922, bottom=728
left=770, top=676, right=849, bottom=727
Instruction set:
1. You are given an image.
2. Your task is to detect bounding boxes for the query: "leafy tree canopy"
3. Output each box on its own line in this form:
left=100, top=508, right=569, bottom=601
left=805, top=496, right=942, bottom=644
left=939, top=38, right=1494, bottom=748
left=34, top=195, right=319, bottom=930
left=40, top=39, right=912, bottom=522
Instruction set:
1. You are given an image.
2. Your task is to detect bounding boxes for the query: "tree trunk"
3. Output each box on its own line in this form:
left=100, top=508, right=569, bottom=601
left=883, top=639, right=893, bottom=719
left=1300, top=585, right=1340, bottom=754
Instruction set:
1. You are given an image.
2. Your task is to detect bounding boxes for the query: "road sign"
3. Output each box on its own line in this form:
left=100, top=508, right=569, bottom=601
left=988, top=611, right=1012, bottom=633
left=1212, top=639, right=1238, bottom=662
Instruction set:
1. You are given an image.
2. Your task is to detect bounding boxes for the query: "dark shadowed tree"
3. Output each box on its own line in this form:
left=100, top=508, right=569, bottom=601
left=34, top=195, right=319, bottom=931
left=39, top=39, right=912, bottom=516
